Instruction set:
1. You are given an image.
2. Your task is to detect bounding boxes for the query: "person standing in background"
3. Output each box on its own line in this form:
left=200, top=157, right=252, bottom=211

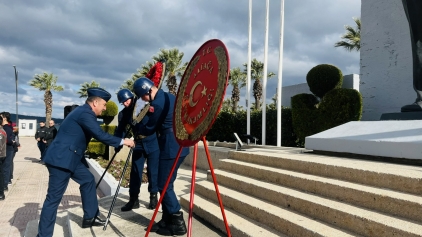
left=0, top=112, right=14, bottom=191
left=10, top=127, right=20, bottom=183
left=35, top=121, right=48, bottom=160
left=0, top=114, right=7, bottom=200
left=44, top=120, right=57, bottom=148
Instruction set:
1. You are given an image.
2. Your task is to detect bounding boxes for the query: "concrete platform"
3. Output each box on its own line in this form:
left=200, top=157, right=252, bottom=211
left=305, top=120, right=422, bottom=160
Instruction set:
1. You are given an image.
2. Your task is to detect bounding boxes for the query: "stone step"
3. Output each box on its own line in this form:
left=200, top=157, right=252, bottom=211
left=24, top=212, right=69, bottom=237
left=66, top=193, right=225, bottom=237
left=179, top=193, right=287, bottom=237
left=206, top=170, right=422, bottom=236
left=228, top=149, right=422, bottom=195
left=193, top=181, right=358, bottom=237
left=217, top=159, right=422, bottom=223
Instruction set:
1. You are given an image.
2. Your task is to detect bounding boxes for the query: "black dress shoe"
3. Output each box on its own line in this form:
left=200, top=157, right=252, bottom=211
left=0, top=194, right=4, bottom=200
left=4, top=187, right=8, bottom=191
left=121, top=198, right=140, bottom=212
left=82, top=216, right=106, bottom=228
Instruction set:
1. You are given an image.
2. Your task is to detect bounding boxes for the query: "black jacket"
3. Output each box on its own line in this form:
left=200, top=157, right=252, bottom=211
left=35, top=126, right=48, bottom=141
left=44, top=126, right=57, bottom=146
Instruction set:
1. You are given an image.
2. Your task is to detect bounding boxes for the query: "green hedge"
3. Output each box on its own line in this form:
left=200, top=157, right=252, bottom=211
left=87, top=124, right=117, bottom=157
left=101, top=101, right=118, bottom=117
left=86, top=142, right=106, bottom=156
left=292, top=88, right=362, bottom=146
left=206, top=107, right=298, bottom=147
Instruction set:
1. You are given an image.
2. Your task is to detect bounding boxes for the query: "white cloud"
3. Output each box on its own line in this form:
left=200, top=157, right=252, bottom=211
left=0, top=0, right=361, bottom=119
left=21, top=95, right=35, bottom=103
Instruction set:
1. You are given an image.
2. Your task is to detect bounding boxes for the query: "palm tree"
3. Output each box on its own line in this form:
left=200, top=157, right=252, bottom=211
left=221, top=98, right=234, bottom=113
left=120, top=61, right=155, bottom=91
left=29, top=72, right=64, bottom=124
left=243, top=58, right=275, bottom=110
left=77, top=81, right=102, bottom=98
left=229, top=67, right=247, bottom=112
left=335, top=17, right=361, bottom=52
left=153, top=48, right=187, bottom=95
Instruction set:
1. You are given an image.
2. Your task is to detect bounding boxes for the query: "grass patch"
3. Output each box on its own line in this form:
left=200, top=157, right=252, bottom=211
left=97, top=159, right=148, bottom=188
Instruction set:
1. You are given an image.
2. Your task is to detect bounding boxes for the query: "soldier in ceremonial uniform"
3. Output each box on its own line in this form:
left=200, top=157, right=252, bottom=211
left=133, top=77, right=190, bottom=236
left=37, top=88, right=135, bottom=237
left=44, top=120, right=57, bottom=148
left=114, top=88, right=160, bottom=211
left=35, top=121, right=48, bottom=160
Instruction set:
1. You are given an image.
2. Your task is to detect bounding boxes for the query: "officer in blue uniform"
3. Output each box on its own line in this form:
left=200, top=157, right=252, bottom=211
left=114, top=89, right=160, bottom=211
left=37, top=88, right=135, bottom=237
left=133, top=77, right=190, bottom=236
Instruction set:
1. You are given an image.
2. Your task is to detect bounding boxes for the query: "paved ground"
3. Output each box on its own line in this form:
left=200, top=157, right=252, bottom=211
left=0, top=137, right=225, bottom=237
left=0, top=136, right=86, bottom=237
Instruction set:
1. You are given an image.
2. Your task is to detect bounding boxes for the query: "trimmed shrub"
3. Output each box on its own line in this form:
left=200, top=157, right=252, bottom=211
left=291, top=94, right=320, bottom=147
left=87, top=124, right=117, bottom=157
left=292, top=63, right=362, bottom=146
left=101, top=101, right=118, bottom=117
left=87, top=142, right=106, bottom=156
left=101, top=124, right=116, bottom=135
left=306, top=64, right=343, bottom=98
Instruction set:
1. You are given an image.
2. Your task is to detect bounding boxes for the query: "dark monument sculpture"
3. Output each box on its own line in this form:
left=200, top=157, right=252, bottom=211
left=401, top=0, right=422, bottom=112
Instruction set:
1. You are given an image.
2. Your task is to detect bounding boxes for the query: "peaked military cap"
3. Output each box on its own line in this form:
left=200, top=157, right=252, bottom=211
left=87, top=87, right=112, bottom=102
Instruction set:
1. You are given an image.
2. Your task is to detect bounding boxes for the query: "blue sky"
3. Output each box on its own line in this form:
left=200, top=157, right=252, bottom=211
left=0, top=0, right=360, bottom=119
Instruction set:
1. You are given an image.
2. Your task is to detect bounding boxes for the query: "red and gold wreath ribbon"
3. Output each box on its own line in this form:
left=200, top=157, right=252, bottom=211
left=146, top=61, right=164, bottom=87
left=133, top=61, right=166, bottom=123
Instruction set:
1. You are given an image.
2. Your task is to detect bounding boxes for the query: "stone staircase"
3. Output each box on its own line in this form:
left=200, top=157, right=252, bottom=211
left=23, top=144, right=422, bottom=237
left=180, top=145, right=422, bottom=237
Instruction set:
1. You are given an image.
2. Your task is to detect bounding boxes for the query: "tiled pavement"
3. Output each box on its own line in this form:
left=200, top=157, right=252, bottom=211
left=0, top=136, right=103, bottom=237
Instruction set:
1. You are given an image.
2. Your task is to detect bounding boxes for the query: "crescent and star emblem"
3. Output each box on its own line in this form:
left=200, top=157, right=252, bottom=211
left=189, top=81, right=207, bottom=107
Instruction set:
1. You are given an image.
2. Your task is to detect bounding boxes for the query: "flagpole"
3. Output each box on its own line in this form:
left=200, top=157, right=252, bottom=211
left=277, top=0, right=285, bottom=146
left=247, top=0, right=252, bottom=140
left=262, top=0, right=270, bottom=145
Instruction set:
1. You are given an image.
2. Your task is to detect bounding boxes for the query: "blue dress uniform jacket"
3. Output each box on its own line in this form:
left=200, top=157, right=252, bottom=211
left=43, top=103, right=121, bottom=172
left=135, top=89, right=189, bottom=215
left=37, top=103, right=122, bottom=237
left=114, top=98, right=159, bottom=155
left=114, top=99, right=160, bottom=195
left=135, top=89, right=189, bottom=159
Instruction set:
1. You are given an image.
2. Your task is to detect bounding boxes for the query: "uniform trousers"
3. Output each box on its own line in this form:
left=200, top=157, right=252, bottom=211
left=37, top=141, right=46, bottom=159
left=2, top=146, right=13, bottom=187
left=158, top=156, right=186, bottom=215
left=130, top=149, right=160, bottom=196
left=37, top=162, right=99, bottom=237
left=0, top=156, right=5, bottom=195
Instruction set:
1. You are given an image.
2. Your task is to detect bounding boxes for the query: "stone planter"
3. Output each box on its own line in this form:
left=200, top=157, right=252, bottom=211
left=86, top=158, right=129, bottom=196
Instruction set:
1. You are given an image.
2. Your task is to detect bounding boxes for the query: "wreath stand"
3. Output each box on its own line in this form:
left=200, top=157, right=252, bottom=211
left=145, top=137, right=231, bottom=237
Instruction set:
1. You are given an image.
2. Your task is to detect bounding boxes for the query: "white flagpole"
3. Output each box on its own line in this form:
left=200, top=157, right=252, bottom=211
left=277, top=0, right=285, bottom=147
left=247, top=0, right=252, bottom=140
left=262, top=0, right=270, bottom=145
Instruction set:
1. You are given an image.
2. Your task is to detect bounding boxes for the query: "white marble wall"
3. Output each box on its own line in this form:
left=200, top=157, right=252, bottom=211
left=360, top=0, right=415, bottom=120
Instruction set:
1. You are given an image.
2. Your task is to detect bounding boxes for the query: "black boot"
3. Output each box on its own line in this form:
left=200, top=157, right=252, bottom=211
left=149, top=211, right=170, bottom=232
left=121, top=197, right=140, bottom=212
left=156, top=211, right=187, bottom=236
left=148, top=193, right=158, bottom=210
